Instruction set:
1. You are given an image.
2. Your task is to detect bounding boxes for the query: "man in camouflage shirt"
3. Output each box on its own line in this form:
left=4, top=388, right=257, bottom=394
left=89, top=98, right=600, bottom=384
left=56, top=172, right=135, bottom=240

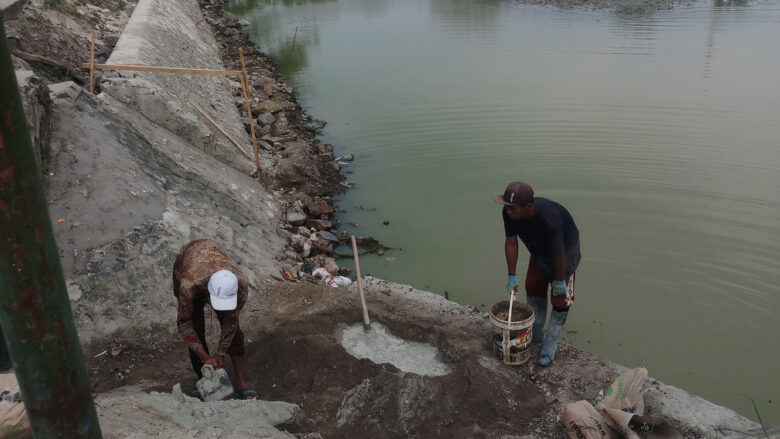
left=172, top=239, right=256, bottom=399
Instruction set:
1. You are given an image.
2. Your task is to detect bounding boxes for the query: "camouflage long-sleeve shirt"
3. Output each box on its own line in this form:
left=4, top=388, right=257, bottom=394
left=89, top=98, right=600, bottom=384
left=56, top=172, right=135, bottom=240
left=172, top=239, right=248, bottom=356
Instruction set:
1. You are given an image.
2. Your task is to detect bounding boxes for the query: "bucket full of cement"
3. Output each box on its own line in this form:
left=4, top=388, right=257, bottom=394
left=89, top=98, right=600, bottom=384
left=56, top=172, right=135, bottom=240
left=489, top=301, right=535, bottom=365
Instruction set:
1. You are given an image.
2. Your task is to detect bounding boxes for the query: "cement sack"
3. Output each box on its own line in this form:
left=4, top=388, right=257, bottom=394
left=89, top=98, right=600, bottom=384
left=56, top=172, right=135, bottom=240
left=0, top=374, right=30, bottom=439
left=600, top=367, right=648, bottom=414
left=561, top=400, right=621, bottom=439
left=596, top=405, right=681, bottom=439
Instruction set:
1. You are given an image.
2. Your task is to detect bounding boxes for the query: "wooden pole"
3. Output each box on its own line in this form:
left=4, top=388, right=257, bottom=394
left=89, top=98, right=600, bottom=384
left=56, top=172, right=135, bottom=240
left=350, top=236, right=371, bottom=330
left=80, top=63, right=244, bottom=77
left=89, top=31, right=96, bottom=95
left=238, top=48, right=262, bottom=184
left=190, top=101, right=253, bottom=161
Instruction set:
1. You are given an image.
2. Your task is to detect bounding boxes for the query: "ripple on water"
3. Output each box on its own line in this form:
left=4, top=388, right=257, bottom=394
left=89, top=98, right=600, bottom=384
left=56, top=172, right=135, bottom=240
left=337, top=322, right=452, bottom=376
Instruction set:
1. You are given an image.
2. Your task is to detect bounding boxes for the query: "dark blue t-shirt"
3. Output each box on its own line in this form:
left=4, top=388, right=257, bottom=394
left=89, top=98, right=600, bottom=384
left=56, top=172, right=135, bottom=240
left=502, top=197, right=581, bottom=281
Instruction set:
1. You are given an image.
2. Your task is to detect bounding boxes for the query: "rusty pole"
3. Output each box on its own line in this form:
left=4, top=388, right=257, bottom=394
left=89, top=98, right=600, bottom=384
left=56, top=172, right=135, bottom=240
left=0, top=14, right=102, bottom=438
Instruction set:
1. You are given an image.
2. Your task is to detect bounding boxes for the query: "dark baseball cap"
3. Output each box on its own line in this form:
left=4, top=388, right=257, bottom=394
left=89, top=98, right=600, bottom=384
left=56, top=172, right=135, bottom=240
left=493, top=182, right=534, bottom=206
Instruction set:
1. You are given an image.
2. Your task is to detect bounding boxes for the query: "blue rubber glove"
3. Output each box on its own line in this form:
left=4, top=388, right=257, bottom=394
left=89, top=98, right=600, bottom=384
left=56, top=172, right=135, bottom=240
left=551, top=280, right=567, bottom=296
left=507, top=275, right=519, bottom=293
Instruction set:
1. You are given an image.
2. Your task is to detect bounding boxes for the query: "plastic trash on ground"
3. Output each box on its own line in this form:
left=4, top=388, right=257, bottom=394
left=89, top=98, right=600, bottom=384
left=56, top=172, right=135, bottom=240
left=312, top=268, right=352, bottom=288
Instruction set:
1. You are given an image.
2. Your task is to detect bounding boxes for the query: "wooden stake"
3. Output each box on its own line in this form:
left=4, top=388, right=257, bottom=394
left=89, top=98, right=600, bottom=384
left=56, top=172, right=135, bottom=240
left=238, top=48, right=262, bottom=184
left=89, top=31, right=96, bottom=95
left=80, top=63, right=244, bottom=77
left=350, top=236, right=371, bottom=330
left=190, top=102, right=253, bottom=161
left=209, top=133, right=215, bottom=149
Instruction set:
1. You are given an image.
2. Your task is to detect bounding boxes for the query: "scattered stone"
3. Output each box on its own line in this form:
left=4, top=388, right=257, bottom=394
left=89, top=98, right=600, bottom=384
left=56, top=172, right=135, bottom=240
left=290, top=234, right=307, bottom=253
left=313, top=238, right=333, bottom=255
left=339, top=231, right=349, bottom=242
left=340, top=154, right=354, bottom=162
left=316, top=143, right=334, bottom=154
left=306, top=219, right=334, bottom=231
left=338, top=267, right=351, bottom=276
left=252, top=100, right=284, bottom=114
left=257, top=111, right=275, bottom=126
left=270, top=112, right=290, bottom=136
left=382, top=221, right=389, bottom=226
left=251, top=76, right=274, bottom=89
left=355, top=236, right=379, bottom=247
left=306, top=200, right=335, bottom=218
left=318, top=230, right=340, bottom=242
left=287, top=212, right=306, bottom=226
left=324, top=258, right=339, bottom=275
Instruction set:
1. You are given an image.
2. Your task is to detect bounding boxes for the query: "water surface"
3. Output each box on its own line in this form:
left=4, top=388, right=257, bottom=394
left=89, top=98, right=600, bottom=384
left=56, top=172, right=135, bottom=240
left=230, top=0, right=780, bottom=423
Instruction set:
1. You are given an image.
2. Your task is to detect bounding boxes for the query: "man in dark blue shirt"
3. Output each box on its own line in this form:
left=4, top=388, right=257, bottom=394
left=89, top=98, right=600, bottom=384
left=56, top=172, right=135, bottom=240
left=494, top=182, right=581, bottom=366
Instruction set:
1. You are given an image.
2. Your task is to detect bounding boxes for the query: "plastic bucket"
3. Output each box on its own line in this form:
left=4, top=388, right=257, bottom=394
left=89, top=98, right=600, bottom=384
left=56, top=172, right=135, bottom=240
left=489, top=300, right=535, bottom=365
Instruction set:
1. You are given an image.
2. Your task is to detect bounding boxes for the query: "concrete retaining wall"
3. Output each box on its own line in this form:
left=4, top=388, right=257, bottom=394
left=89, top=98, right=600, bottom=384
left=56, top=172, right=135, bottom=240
left=101, top=0, right=254, bottom=174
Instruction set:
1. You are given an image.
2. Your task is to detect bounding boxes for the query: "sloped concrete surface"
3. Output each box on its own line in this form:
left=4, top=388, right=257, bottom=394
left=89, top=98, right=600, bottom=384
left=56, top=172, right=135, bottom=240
left=101, top=0, right=256, bottom=174
left=45, top=82, right=283, bottom=341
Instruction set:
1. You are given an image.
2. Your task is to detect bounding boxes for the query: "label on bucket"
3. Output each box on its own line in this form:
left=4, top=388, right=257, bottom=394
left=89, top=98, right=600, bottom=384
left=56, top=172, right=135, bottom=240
left=492, top=327, right=533, bottom=365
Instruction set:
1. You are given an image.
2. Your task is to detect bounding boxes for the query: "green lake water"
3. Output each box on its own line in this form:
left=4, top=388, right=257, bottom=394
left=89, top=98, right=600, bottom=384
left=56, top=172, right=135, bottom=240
left=229, top=0, right=780, bottom=424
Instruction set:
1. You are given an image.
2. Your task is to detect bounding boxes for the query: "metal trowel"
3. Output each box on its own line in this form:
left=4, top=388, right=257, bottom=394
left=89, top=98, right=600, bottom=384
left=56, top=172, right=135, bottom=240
left=196, top=365, right=234, bottom=402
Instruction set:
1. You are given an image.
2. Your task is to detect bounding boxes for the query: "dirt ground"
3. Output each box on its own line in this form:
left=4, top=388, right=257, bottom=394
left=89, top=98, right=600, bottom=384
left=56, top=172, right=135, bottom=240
left=84, top=279, right=703, bottom=438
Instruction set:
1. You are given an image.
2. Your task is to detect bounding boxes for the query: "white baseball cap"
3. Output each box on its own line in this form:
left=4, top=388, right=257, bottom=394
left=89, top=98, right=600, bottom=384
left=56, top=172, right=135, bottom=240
left=207, top=270, right=238, bottom=311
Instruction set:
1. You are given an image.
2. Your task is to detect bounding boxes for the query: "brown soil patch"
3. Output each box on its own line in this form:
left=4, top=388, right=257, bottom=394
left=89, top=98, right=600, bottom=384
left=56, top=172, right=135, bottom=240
left=244, top=310, right=544, bottom=438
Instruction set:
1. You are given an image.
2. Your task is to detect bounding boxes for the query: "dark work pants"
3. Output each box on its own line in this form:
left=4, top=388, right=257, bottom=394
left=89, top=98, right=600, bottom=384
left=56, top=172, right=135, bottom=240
left=188, top=303, right=245, bottom=378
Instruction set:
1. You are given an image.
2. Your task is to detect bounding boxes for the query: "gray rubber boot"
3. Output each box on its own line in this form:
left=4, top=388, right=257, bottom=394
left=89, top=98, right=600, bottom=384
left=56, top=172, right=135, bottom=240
left=526, top=295, right=547, bottom=343
left=539, top=308, right=569, bottom=366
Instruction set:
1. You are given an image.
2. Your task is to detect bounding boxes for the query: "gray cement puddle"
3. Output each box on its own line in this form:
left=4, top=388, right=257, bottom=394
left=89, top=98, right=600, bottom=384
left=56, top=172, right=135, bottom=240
left=337, top=323, right=451, bottom=376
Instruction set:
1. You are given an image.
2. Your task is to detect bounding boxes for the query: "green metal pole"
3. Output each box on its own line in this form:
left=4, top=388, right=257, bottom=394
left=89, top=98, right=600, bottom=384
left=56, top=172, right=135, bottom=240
left=0, top=12, right=102, bottom=438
